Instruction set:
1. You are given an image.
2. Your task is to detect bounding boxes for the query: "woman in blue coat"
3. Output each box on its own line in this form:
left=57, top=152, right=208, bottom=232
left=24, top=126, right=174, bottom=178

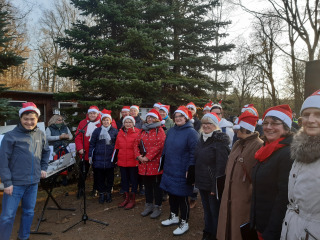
left=160, top=106, right=199, bottom=236
left=89, top=109, right=118, bottom=204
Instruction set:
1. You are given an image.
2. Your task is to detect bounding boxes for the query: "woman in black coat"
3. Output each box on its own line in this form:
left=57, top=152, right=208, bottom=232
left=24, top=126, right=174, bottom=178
left=194, top=112, right=230, bottom=240
left=250, top=105, right=294, bottom=240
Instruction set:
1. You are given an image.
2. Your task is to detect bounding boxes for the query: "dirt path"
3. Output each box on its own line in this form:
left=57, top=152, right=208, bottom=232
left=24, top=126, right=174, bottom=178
left=4, top=182, right=205, bottom=240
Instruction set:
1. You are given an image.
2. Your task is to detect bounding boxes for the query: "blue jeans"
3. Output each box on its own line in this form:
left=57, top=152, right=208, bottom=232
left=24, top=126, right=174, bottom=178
left=199, top=189, right=220, bottom=237
left=0, top=183, right=38, bottom=240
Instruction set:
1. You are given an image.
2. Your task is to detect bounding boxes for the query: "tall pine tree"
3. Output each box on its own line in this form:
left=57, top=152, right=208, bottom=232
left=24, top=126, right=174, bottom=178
left=56, top=0, right=235, bottom=120
left=0, top=2, right=25, bottom=122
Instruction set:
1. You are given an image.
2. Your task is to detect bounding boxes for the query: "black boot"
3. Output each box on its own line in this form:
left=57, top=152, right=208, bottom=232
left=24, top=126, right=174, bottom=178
left=98, top=193, right=105, bottom=204
left=105, top=192, right=112, bottom=203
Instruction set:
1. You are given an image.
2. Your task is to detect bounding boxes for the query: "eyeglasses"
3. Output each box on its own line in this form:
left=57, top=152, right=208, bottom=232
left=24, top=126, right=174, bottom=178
left=262, top=122, right=283, bottom=127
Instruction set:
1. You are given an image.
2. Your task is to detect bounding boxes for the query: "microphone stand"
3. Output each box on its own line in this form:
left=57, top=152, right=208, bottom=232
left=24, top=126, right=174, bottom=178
left=63, top=120, right=108, bottom=233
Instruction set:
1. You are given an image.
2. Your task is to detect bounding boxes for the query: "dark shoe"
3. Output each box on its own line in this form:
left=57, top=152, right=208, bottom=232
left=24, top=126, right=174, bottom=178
left=202, top=231, right=213, bottom=240
left=138, top=185, right=145, bottom=196
left=105, top=192, right=112, bottom=203
left=119, top=188, right=125, bottom=195
left=99, top=193, right=105, bottom=204
left=118, top=192, right=130, bottom=208
left=124, top=193, right=136, bottom=210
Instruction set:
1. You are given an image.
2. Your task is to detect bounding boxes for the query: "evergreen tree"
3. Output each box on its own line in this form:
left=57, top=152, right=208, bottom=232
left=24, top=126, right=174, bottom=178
left=56, top=0, right=235, bottom=121
left=0, top=3, right=25, bottom=122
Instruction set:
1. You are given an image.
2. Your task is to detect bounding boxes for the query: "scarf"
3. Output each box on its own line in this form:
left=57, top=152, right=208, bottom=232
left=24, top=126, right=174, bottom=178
left=202, top=132, right=213, bottom=142
left=255, top=137, right=287, bottom=162
left=99, top=125, right=111, bottom=144
left=142, top=121, right=162, bottom=132
left=85, top=119, right=100, bottom=138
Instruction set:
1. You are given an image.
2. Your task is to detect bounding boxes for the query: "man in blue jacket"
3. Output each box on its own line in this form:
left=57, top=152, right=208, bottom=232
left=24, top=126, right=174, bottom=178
left=0, top=102, right=50, bottom=240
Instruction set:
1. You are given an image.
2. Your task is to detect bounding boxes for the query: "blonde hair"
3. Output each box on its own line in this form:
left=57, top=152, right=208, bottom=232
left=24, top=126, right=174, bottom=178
left=200, top=116, right=220, bottom=133
left=48, top=114, right=65, bottom=126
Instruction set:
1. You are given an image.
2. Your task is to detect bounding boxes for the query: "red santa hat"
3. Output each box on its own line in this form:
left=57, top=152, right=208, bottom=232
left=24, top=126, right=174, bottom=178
left=100, top=109, right=112, bottom=121
left=241, top=104, right=259, bottom=117
left=238, top=111, right=259, bottom=132
left=300, top=89, right=320, bottom=114
left=130, top=105, right=139, bottom=112
left=122, top=116, right=136, bottom=125
left=263, top=104, right=292, bottom=128
left=202, top=112, right=221, bottom=126
left=211, top=100, right=222, bottom=110
left=186, top=102, right=197, bottom=112
left=88, top=105, right=100, bottom=114
left=233, top=117, right=240, bottom=130
left=153, top=102, right=162, bottom=108
left=146, top=109, right=165, bottom=124
left=203, top=101, right=213, bottom=111
left=174, top=106, right=194, bottom=123
left=19, top=102, right=41, bottom=117
left=121, top=106, right=130, bottom=112
left=159, top=105, right=170, bottom=115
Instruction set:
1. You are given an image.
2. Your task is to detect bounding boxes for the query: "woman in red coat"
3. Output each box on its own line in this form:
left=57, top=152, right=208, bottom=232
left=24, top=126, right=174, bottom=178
left=134, top=109, right=166, bottom=219
left=115, top=116, right=140, bottom=209
left=74, top=106, right=101, bottom=199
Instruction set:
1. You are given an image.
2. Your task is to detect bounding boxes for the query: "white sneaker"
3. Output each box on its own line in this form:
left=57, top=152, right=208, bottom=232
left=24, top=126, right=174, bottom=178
left=161, top=212, right=179, bottom=226
left=173, top=220, right=189, bottom=235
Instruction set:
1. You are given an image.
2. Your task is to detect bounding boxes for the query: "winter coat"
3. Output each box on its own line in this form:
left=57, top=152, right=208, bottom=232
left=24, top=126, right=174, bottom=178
left=217, top=132, right=263, bottom=240
left=46, top=124, right=73, bottom=151
left=116, top=117, right=124, bottom=130
left=0, top=124, right=50, bottom=188
left=281, top=130, right=320, bottom=240
left=115, top=127, right=140, bottom=167
left=163, top=116, right=174, bottom=134
left=160, top=121, right=199, bottom=197
left=133, top=116, right=144, bottom=129
left=75, top=117, right=101, bottom=161
left=193, top=116, right=201, bottom=132
left=133, top=126, right=166, bottom=176
left=88, top=126, right=118, bottom=169
left=194, top=131, right=230, bottom=193
left=219, top=118, right=234, bottom=149
left=250, top=135, right=294, bottom=240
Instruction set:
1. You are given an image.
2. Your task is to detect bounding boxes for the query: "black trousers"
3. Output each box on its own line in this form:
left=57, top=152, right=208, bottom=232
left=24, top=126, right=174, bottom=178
left=120, top=167, right=138, bottom=193
left=77, top=160, right=90, bottom=190
left=169, top=194, right=190, bottom=221
left=93, top=168, right=114, bottom=193
left=143, top=175, right=163, bottom=206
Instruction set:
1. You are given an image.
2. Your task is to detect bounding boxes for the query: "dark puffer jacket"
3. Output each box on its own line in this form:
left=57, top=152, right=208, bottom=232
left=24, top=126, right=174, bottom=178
left=160, top=121, right=199, bottom=197
left=88, top=126, right=118, bottom=169
left=250, top=136, right=293, bottom=240
left=194, top=131, right=230, bottom=193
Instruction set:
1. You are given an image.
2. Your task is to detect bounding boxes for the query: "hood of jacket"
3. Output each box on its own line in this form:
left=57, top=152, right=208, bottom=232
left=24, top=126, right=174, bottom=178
left=174, top=121, right=194, bottom=130
left=204, top=130, right=230, bottom=145
left=219, top=118, right=233, bottom=128
left=291, top=129, right=320, bottom=163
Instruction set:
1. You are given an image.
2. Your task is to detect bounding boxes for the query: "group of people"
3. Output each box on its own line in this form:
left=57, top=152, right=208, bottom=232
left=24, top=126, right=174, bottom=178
left=1, top=89, right=320, bottom=240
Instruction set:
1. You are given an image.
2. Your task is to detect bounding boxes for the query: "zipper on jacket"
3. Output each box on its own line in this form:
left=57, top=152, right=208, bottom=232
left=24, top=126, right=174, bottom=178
left=30, top=132, right=34, bottom=184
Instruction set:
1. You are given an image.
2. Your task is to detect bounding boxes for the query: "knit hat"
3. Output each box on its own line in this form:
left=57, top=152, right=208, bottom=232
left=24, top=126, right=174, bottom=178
left=174, top=106, right=194, bottom=123
left=238, top=111, right=259, bottom=132
left=123, top=116, right=136, bottom=125
left=300, top=89, right=320, bottom=114
left=211, top=100, right=222, bottom=110
left=146, top=109, right=165, bottom=124
left=153, top=102, right=162, bottom=108
left=130, top=105, right=139, bottom=112
left=241, top=104, right=259, bottom=117
left=202, top=112, right=221, bottom=126
left=263, top=104, right=292, bottom=128
left=19, top=102, right=41, bottom=117
left=101, top=109, right=112, bottom=121
left=203, top=101, right=213, bottom=111
left=159, top=105, right=170, bottom=115
left=88, top=105, right=100, bottom=114
left=186, top=102, right=197, bottom=112
left=121, top=106, right=130, bottom=112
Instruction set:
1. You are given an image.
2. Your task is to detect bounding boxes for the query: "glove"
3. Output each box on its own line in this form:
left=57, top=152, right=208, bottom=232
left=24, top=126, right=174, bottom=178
left=186, top=165, right=195, bottom=186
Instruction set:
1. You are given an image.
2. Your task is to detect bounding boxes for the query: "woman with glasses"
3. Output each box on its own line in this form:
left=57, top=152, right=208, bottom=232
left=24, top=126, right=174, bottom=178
left=160, top=106, right=199, bottom=236
left=250, top=105, right=294, bottom=240
left=281, top=90, right=320, bottom=240
left=134, top=109, right=166, bottom=219
left=194, top=112, right=230, bottom=240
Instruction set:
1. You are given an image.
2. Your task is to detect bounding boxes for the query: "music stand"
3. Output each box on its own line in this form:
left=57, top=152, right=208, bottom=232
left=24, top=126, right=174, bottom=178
left=31, top=153, right=76, bottom=235
left=62, top=121, right=108, bottom=233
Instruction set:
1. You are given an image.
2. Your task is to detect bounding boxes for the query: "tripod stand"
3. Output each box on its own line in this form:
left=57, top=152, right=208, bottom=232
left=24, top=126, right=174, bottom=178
left=62, top=121, right=108, bottom=233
